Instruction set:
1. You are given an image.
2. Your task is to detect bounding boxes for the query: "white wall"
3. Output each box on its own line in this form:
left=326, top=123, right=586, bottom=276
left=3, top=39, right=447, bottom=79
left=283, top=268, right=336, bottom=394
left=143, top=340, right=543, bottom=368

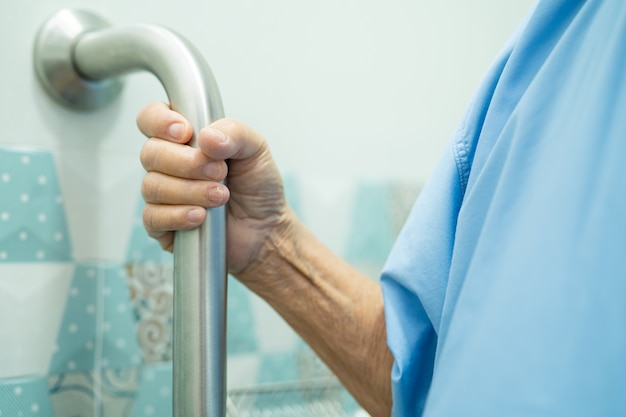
left=1, top=0, right=536, bottom=261
left=4, top=0, right=537, bottom=173
left=3, top=0, right=535, bottom=340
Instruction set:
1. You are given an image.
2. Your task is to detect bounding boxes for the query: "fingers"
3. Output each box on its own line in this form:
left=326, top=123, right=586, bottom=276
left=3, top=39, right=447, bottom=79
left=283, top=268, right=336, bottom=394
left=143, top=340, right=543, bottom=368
left=142, top=203, right=207, bottom=252
left=141, top=165, right=229, bottom=253
left=142, top=172, right=230, bottom=207
left=136, top=102, right=193, bottom=144
left=198, top=118, right=268, bottom=161
left=138, top=106, right=267, bottom=254
left=140, top=137, right=228, bottom=181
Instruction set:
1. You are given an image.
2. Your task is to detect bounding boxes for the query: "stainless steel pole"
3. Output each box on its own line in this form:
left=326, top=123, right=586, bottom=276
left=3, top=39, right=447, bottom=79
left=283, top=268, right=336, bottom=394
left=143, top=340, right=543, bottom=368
left=33, top=9, right=227, bottom=417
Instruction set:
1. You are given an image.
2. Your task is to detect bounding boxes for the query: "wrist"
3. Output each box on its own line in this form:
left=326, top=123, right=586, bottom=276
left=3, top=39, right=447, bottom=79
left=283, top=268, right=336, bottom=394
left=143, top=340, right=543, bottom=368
left=234, top=206, right=302, bottom=296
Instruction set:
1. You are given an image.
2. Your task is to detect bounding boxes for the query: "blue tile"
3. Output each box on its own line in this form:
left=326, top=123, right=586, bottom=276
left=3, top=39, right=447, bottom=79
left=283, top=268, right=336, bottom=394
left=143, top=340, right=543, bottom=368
left=48, top=368, right=140, bottom=417
left=0, top=147, right=71, bottom=262
left=131, top=363, right=172, bottom=417
left=257, top=352, right=299, bottom=384
left=50, top=263, right=142, bottom=374
left=49, top=264, right=99, bottom=373
left=0, top=376, right=54, bottom=417
left=227, top=277, right=258, bottom=355
left=344, top=182, right=396, bottom=266
left=101, top=265, right=142, bottom=369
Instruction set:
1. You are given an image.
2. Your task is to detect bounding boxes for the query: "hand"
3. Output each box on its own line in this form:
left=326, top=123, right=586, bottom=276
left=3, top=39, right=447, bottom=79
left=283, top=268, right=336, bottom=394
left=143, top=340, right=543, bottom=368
left=137, top=102, right=291, bottom=277
left=138, top=103, right=393, bottom=416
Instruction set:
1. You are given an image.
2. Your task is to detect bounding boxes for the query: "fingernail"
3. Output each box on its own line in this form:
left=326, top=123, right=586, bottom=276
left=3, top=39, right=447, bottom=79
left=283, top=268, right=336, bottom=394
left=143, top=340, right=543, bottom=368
left=187, top=208, right=204, bottom=223
left=204, top=163, right=220, bottom=179
left=169, top=123, right=184, bottom=139
left=208, top=186, right=224, bottom=203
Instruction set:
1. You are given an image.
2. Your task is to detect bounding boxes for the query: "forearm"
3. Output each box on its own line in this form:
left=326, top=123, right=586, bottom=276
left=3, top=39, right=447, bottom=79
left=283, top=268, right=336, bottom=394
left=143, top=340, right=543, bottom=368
left=238, top=210, right=393, bottom=417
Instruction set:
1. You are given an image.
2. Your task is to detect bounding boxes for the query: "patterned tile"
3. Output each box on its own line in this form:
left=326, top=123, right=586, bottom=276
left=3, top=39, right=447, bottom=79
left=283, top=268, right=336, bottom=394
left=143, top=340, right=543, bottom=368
left=0, top=376, right=54, bottom=417
left=1, top=159, right=416, bottom=416
left=125, top=262, right=173, bottom=363
left=0, top=147, right=71, bottom=262
left=49, top=263, right=141, bottom=374
left=48, top=368, right=139, bottom=417
left=131, top=364, right=172, bottom=417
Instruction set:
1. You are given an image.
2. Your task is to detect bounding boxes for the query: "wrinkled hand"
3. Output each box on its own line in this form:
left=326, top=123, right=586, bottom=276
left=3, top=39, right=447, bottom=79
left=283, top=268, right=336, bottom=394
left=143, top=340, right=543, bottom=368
left=137, top=102, right=290, bottom=277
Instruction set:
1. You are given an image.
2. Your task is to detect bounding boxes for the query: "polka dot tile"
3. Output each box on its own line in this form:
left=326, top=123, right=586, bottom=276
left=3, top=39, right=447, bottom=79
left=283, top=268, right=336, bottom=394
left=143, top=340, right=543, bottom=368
left=49, top=264, right=99, bottom=373
left=49, top=263, right=141, bottom=374
left=0, top=148, right=71, bottom=262
left=101, top=264, right=142, bottom=369
left=131, top=363, right=172, bottom=417
left=0, top=376, right=53, bottom=417
left=48, top=368, right=140, bottom=417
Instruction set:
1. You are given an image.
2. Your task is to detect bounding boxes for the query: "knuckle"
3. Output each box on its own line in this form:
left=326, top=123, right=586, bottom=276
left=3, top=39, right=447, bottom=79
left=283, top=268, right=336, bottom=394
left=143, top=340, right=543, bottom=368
left=180, top=149, right=198, bottom=178
left=218, top=161, right=229, bottom=180
left=159, top=237, right=175, bottom=252
left=139, top=140, right=156, bottom=170
left=142, top=205, right=156, bottom=232
left=141, top=173, right=161, bottom=202
left=204, top=161, right=228, bottom=181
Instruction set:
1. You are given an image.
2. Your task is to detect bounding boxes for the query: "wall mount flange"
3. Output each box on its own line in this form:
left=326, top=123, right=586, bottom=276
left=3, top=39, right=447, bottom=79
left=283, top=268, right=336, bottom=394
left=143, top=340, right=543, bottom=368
left=33, top=9, right=124, bottom=111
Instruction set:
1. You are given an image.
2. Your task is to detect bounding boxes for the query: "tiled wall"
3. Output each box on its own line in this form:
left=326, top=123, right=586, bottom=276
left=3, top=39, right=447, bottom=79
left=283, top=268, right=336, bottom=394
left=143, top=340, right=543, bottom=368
left=0, top=145, right=420, bottom=417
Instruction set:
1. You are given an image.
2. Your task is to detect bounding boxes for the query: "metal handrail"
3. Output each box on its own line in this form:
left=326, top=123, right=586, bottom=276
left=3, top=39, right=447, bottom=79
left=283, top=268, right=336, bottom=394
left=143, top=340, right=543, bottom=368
left=33, top=9, right=227, bottom=417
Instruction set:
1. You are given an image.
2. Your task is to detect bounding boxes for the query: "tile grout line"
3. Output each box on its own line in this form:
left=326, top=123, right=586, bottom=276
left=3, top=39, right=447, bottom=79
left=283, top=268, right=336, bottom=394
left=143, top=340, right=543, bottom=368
left=94, top=264, right=105, bottom=417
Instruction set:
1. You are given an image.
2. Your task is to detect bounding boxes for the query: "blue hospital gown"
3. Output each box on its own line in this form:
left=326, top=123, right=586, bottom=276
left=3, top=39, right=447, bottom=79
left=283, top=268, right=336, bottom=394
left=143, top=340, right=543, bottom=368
left=380, top=0, right=626, bottom=415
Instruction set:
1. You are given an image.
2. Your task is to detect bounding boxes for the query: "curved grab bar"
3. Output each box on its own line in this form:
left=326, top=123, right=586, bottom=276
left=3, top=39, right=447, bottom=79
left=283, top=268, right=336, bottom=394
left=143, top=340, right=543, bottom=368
left=33, top=9, right=227, bottom=417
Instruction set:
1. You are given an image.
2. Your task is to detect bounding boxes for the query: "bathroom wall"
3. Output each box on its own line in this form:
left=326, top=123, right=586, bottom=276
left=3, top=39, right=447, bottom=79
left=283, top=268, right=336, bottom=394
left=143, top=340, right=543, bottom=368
left=0, top=0, right=535, bottom=416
